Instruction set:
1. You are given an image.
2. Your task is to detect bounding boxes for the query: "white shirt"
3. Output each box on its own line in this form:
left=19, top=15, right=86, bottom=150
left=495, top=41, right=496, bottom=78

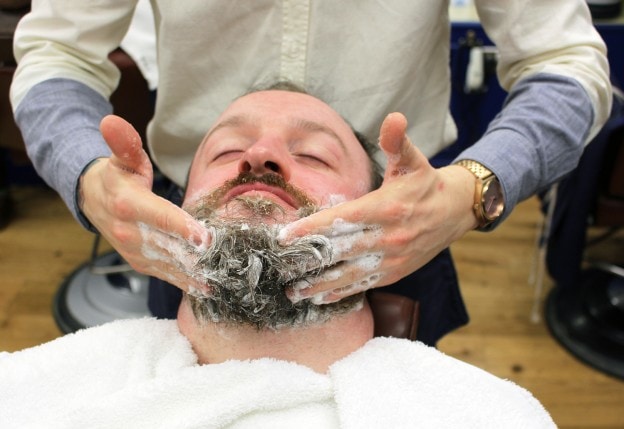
left=11, top=0, right=611, bottom=186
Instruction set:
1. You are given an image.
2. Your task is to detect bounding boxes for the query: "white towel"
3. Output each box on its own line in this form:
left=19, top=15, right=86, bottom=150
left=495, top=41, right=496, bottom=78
left=330, top=337, right=556, bottom=428
left=0, top=318, right=555, bottom=428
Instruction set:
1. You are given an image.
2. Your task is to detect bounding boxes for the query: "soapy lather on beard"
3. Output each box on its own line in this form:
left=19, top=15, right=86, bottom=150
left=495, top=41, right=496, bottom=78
left=288, top=218, right=384, bottom=304
left=140, top=171, right=384, bottom=304
left=137, top=220, right=209, bottom=285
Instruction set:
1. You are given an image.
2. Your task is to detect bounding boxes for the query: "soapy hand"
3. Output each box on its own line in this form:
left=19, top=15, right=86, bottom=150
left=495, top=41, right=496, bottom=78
left=80, top=115, right=212, bottom=293
left=281, top=112, right=478, bottom=304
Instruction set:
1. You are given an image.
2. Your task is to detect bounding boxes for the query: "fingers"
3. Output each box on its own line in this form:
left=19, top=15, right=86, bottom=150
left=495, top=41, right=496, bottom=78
left=309, top=282, right=374, bottom=305
left=100, top=115, right=153, bottom=183
left=327, top=221, right=382, bottom=263
left=278, top=193, right=383, bottom=244
left=288, top=252, right=384, bottom=303
left=101, top=197, right=213, bottom=294
left=137, top=194, right=212, bottom=248
left=99, top=114, right=211, bottom=249
left=135, top=222, right=212, bottom=293
left=379, top=112, right=408, bottom=162
left=140, top=257, right=210, bottom=295
left=379, top=113, right=430, bottom=180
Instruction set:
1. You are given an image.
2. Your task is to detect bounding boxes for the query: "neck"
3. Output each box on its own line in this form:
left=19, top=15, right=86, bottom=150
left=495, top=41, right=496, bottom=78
left=177, top=297, right=374, bottom=373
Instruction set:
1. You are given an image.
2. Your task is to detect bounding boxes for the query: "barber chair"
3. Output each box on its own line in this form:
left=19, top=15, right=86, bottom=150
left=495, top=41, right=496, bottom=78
left=53, top=237, right=151, bottom=333
left=545, top=93, right=624, bottom=380
left=369, top=291, right=420, bottom=340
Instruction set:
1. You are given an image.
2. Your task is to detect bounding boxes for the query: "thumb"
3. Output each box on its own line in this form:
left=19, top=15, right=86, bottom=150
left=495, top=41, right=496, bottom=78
left=379, top=112, right=429, bottom=181
left=100, top=115, right=153, bottom=184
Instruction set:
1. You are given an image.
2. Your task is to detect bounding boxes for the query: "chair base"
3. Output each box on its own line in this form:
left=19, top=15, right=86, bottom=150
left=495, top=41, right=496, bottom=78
left=545, top=267, right=624, bottom=380
left=53, top=251, right=151, bottom=334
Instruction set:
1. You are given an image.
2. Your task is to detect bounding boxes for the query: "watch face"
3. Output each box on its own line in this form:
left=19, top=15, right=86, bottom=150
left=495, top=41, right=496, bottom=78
left=482, top=179, right=504, bottom=220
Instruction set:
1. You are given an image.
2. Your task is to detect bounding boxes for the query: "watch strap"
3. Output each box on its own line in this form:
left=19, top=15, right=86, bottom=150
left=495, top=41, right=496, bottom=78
left=454, top=159, right=495, bottom=229
left=454, top=159, right=494, bottom=180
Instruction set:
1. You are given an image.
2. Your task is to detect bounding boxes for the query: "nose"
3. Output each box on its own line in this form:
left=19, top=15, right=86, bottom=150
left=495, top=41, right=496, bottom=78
left=238, top=138, right=292, bottom=180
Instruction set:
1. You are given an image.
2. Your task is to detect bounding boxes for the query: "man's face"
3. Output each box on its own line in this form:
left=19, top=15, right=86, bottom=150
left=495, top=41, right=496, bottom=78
left=182, top=90, right=373, bottom=329
left=185, top=90, right=373, bottom=213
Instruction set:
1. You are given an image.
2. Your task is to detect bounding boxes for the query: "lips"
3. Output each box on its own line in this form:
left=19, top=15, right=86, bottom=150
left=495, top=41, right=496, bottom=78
left=223, top=183, right=299, bottom=209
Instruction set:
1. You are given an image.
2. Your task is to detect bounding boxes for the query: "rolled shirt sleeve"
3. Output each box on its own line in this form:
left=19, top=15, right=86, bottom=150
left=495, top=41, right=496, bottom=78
left=10, top=1, right=139, bottom=228
left=14, top=79, right=113, bottom=229
left=455, top=0, right=612, bottom=229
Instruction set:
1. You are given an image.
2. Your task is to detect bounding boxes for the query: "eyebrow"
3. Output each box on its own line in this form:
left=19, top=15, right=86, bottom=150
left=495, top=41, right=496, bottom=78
left=290, top=118, right=347, bottom=151
left=202, top=115, right=252, bottom=143
left=201, top=114, right=348, bottom=152
left=195, top=115, right=251, bottom=158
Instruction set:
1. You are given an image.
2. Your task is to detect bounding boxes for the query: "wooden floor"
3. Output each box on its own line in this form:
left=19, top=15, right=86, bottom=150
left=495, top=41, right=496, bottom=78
left=1, top=185, right=623, bottom=428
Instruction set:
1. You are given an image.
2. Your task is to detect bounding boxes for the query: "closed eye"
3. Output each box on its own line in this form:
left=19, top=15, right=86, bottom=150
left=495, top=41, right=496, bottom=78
left=294, top=153, right=330, bottom=167
left=212, top=150, right=244, bottom=163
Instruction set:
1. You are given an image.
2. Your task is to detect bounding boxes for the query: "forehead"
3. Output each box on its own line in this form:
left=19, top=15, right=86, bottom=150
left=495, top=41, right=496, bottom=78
left=207, top=90, right=361, bottom=146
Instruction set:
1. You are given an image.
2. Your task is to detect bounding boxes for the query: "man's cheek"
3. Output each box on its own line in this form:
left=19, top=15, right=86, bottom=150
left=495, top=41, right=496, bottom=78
left=186, top=181, right=228, bottom=208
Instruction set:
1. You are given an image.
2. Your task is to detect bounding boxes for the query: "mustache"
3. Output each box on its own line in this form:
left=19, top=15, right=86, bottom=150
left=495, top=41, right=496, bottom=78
left=185, top=172, right=317, bottom=220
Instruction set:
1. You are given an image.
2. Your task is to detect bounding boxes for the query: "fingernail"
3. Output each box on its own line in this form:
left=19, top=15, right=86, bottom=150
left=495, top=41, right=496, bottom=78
left=187, top=283, right=212, bottom=298
left=277, top=224, right=293, bottom=244
left=190, top=226, right=212, bottom=250
left=310, top=291, right=331, bottom=305
left=288, top=289, right=305, bottom=304
left=292, top=278, right=317, bottom=291
left=310, top=291, right=334, bottom=305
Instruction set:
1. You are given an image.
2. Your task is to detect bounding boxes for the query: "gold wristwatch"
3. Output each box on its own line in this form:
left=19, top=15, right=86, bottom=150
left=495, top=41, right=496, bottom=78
left=454, top=159, right=505, bottom=230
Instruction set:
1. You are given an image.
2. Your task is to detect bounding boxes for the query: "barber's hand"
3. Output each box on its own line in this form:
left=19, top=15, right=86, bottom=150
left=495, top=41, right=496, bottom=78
left=80, top=115, right=212, bottom=293
left=281, top=112, right=478, bottom=304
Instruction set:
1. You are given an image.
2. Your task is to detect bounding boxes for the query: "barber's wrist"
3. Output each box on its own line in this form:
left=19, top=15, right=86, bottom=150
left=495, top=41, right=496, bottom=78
left=441, top=165, right=480, bottom=232
left=76, top=157, right=106, bottom=232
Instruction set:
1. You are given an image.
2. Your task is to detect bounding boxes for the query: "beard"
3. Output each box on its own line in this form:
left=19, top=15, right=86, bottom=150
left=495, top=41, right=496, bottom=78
left=183, top=172, right=364, bottom=330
